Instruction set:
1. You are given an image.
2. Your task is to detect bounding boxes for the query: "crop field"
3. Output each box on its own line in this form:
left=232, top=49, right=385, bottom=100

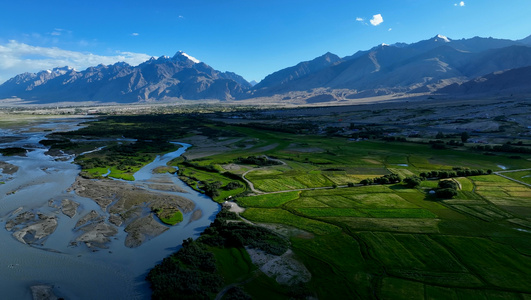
left=242, top=208, right=342, bottom=235
left=237, top=191, right=300, bottom=208
left=454, top=177, right=475, bottom=191
left=146, top=116, right=531, bottom=299
left=343, top=193, right=418, bottom=208
left=501, top=170, right=531, bottom=184
left=435, top=236, right=531, bottom=291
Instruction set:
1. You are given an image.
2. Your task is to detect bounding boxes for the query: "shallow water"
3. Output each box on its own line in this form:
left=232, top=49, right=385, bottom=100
left=0, top=118, right=220, bottom=299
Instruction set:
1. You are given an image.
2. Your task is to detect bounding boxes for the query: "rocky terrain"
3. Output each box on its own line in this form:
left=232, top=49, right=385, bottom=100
left=0, top=52, right=251, bottom=104
left=69, top=176, right=195, bottom=248
left=1, top=34, right=530, bottom=105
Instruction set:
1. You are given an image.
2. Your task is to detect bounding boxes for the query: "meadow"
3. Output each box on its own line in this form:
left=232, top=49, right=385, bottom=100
left=43, top=113, right=531, bottom=299
left=170, top=119, right=531, bottom=299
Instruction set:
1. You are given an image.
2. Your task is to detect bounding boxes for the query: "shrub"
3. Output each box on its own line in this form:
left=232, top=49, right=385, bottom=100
left=403, top=176, right=422, bottom=188
left=435, top=188, right=458, bottom=199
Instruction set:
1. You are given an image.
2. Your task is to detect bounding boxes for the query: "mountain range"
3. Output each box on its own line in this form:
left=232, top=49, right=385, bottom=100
left=1, top=34, right=530, bottom=104
left=0, top=52, right=250, bottom=103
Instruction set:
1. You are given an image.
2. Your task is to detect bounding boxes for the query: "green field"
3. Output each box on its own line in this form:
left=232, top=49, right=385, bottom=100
left=170, top=121, right=531, bottom=299
left=501, top=170, right=531, bottom=184
left=62, top=114, right=531, bottom=299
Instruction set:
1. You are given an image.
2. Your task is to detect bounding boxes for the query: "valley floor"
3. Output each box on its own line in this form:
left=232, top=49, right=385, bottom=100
left=2, top=98, right=530, bottom=299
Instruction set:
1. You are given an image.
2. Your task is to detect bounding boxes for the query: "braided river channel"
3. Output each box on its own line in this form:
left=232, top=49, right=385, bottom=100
left=0, top=118, right=220, bottom=299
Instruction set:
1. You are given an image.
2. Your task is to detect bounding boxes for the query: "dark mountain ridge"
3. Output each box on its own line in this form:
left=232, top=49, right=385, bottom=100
left=1, top=34, right=530, bottom=104
left=0, top=52, right=251, bottom=103
left=251, top=34, right=531, bottom=98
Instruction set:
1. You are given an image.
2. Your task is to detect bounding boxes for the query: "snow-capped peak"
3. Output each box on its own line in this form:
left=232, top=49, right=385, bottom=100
left=435, top=34, right=451, bottom=42
left=175, top=51, right=200, bottom=63
left=43, top=66, right=74, bottom=75
left=381, top=43, right=389, bottom=47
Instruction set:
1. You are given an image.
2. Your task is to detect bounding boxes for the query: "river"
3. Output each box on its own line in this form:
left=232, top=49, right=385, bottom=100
left=0, top=118, right=220, bottom=299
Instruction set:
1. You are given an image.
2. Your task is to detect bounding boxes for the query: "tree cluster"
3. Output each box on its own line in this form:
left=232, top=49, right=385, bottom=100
left=234, top=156, right=282, bottom=167
left=472, top=144, right=531, bottom=154
left=146, top=238, right=223, bottom=300
left=201, top=212, right=288, bottom=256
left=419, top=168, right=492, bottom=179
left=238, top=122, right=318, bottom=134
left=434, top=180, right=458, bottom=199
left=403, top=176, right=422, bottom=188
left=382, top=136, right=407, bottom=142
left=203, top=181, right=222, bottom=198
left=223, top=181, right=243, bottom=190
left=147, top=208, right=290, bottom=299
left=360, top=173, right=401, bottom=186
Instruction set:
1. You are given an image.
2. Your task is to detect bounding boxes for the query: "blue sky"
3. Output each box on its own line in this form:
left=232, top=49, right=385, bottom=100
left=1, top=0, right=530, bottom=83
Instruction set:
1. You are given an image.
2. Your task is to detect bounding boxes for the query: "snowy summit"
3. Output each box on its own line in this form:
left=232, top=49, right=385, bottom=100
left=176, top=51, right=200, bottom=63
left=435, top=34, right=451, bottom=42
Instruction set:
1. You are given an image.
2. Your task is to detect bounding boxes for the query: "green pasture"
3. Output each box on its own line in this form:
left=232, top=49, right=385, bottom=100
left=379, top=276, right=530, bottom=300
left=211, top=247, right=255, bottom=284
left=176, top=165, right=246, bottom=202
left=290, top=233, right=371, bottom=299
left=435, top=235, right=531, bottom=292
left=501, top=170, right=531, bottom=184
left=295, top=207, right=367, bottom=217
left=454, top=177, right=475, bottom=191
left=196, top=127, right=531, bottom=299
left=237, top=191, right=300, bottom=208
left=79, top=115, right=530, bottom=299
left=241, top=208, right=341, bottom=235
left=360, top=208, right=437, bottom=218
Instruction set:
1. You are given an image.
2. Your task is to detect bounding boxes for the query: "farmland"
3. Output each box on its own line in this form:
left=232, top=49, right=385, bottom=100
left=27, top=106, right=531, bottom=299
left=159, top=113, right=531, bottom=299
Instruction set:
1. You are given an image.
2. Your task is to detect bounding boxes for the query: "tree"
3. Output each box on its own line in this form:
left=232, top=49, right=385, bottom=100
left=360, top=179, right=372, bottom=186
left=435, top=188, right=458, bottom=199
left=438, top=180, right=458, bottom=190
left=436, top=132, right=445, bottom=139
left=461, top=132, right=470, bottom=143
left=403, top=176, right=422, bottom=188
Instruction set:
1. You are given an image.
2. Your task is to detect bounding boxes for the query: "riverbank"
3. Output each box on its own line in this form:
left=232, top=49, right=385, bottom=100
left=0, top=117, right=221, bottom=299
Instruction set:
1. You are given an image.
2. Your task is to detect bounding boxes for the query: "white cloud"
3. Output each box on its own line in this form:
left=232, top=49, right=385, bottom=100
left=370, top=14, right=384, bottom=26
left=388, top=28, right=393, bottom=31
left=131, top=32, right=140, bottom=36
left=0, top=40, right=151, bottom=83
left=51, top=28, right=64, bottom=36
left=356, top=17, right=364, bottom=22
left=455, top=1, right=465, bottom=6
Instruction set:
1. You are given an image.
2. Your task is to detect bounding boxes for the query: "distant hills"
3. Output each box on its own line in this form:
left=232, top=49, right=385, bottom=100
left=1, top=34, right=531, bottom=104
left=252, top=34, right=531, bottom=100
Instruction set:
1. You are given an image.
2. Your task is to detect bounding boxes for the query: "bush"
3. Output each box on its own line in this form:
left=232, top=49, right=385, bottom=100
left=234, top=156, right=282, bottom=166
left=224, top=181, right=243, bottom=190
left=438, top=180, right=458, bottom=190
left=435, top=188, right=458, bottom=199
left=403, top=176, right=422, bottom=188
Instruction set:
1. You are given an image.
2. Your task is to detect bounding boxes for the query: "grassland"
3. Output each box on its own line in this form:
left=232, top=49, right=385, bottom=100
left=166, top=118, right=531, bottom=299
left=49, top=113, right=531, bottom=299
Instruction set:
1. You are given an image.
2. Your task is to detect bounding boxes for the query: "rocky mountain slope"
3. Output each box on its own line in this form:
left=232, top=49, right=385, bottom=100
left=0, top=52, right=251, bottom=103
left=1, top=34, right=530, bottom=104
left=252, top=35, right=531, bottom=99
left=437, top=65, right=531, bottom=97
